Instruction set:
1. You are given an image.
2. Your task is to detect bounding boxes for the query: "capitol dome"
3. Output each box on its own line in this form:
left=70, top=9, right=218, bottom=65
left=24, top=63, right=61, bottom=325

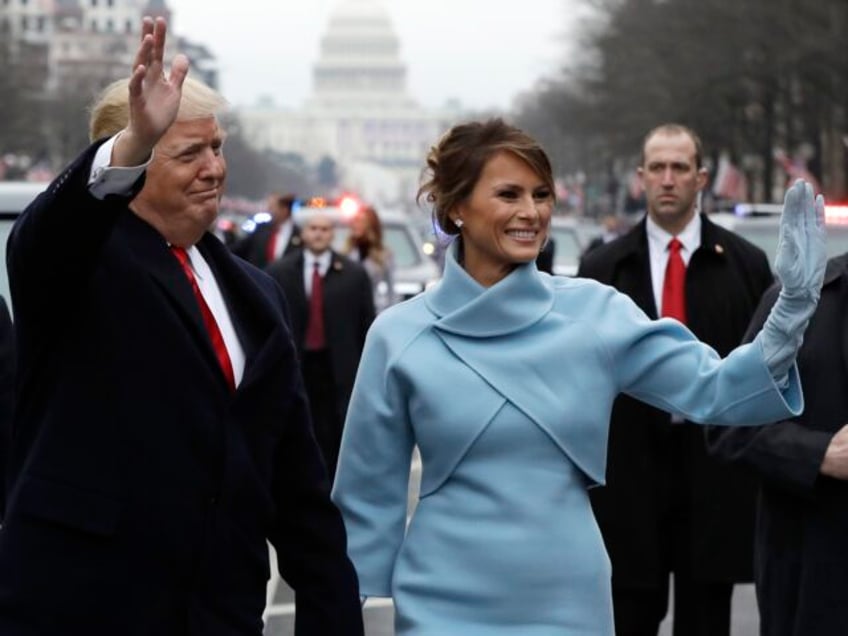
left=311, top=0, right=409, bottom=104
left=237, top=0, right=463, bottom=210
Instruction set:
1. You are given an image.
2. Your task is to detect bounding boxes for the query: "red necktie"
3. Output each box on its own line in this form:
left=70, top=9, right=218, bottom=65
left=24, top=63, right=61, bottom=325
left=661, top=238, right=687, bottom=324
left=266, top=229, right=278, bottom=264
left=171, top=247, right=236, bottom=391
left=304, top=262, right=326, bottom=350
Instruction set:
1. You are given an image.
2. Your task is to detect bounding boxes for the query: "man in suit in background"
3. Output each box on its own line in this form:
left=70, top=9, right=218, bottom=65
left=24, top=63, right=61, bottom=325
left=232, top=192, right=302, bottom=268
left=268, top=214, right=375, bottom=479
left=578, top=123, right=773, bottom=636
left=708, top=251, right=848, bottom=636
left=0, top=17, right=362, bottom=635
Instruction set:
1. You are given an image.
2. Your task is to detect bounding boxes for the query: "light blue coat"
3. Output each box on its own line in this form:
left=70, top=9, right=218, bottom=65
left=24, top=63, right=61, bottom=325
left=332, top=249, right=802, bottom=635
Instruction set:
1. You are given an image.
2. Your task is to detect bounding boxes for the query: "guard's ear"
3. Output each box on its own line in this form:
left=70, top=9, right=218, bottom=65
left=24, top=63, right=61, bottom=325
left=696, top=166, right=709, bottom=192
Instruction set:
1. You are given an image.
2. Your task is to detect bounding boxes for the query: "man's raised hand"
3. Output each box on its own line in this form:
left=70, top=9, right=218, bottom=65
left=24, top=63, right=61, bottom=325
left=114, top=16, right=189, bottom=167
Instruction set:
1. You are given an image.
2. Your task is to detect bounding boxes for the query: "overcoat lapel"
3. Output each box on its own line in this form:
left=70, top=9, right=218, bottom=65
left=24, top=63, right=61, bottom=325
left=118, top=212, right=223, bottom=384
left=614, top=221, right=657, bottom=318
left=425, top=250, right=611, bottom=485
left=289, top=255, right=308, bottom=311
left=119, top=211, right=289, bottom=395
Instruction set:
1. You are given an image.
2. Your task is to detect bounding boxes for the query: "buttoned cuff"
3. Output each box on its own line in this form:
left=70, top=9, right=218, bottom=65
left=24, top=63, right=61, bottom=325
left=88, top=133, right=152, bottom=200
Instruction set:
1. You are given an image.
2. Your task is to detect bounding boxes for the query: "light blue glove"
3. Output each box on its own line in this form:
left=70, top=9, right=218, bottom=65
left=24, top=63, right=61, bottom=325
left=758, top=179, right=827, bottom=380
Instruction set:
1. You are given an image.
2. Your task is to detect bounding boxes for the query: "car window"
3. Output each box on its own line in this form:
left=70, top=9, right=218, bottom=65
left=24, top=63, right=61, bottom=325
left=0, top=215, right=16, bottom=304
left=732, top=221, right=848, bottom=266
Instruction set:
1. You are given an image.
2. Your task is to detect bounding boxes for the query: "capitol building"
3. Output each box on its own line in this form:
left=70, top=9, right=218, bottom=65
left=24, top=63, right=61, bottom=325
left=236, top=0, right=465, bottom=209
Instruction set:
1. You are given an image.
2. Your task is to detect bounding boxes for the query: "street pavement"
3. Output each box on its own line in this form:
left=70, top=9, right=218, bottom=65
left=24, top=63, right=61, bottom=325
left=264, top=452, right=760, bottom=635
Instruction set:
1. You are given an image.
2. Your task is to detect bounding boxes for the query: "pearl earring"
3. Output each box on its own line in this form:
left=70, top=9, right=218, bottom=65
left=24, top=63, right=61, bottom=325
left=455, top=218, right=464, bottom=228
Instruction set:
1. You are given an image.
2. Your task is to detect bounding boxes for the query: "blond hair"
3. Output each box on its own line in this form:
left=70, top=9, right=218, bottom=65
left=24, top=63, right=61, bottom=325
left=89, top=75, right=228, bottom=142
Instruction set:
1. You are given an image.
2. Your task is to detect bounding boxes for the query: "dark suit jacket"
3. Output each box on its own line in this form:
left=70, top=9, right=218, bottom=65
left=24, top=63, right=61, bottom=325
left=267, top=250, right=374, bottom=420
left=535, top=238, right=555, bottom=274
left=0, top=297, right=13, bottom=521
left=0, top=141, right=363, bottom=636
left=577, top=213, right=773, bottom=586
left=709, top=254, right=848, bottom=636
left=231, top=220, right=302, bottom=269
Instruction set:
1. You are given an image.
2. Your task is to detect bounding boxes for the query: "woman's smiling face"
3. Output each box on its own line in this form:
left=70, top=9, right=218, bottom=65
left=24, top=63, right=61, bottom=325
left=452, top=150, right=553, bottom=287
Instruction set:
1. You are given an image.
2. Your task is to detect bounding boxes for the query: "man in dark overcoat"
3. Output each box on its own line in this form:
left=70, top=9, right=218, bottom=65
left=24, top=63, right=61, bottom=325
left=267, top=213, right=375, bottom=478
left=0, top=17, right=362, bottom=635
left=578, top=123, right=773, bottom=636
left=709, top=251, right=848, bottom=636
left=231, top=192, right=302, bottom=268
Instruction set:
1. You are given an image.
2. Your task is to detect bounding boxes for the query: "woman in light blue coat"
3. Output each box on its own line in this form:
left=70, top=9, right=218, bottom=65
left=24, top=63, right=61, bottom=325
left=332, top=119, right=827, bottom=635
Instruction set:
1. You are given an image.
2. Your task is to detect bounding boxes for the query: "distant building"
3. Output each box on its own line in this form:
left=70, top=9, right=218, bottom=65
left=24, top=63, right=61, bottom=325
left=237, top=0, right=465, bottom=209
left=1, top=0, right=217, bottom=94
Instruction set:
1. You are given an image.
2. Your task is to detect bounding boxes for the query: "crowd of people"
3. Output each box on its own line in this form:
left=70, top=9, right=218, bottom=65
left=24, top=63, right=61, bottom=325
left=0, top=15, right=843, bottom=636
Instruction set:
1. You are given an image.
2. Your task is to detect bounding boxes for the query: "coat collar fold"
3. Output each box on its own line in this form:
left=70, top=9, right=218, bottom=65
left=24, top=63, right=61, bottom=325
left=421, top=244, right=609, bottom=486
left=425, top=243, right=554, bottom=337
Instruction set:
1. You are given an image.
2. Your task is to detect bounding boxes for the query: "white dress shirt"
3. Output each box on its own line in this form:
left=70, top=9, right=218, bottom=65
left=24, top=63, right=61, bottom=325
left=646, top=212, right=701, bottom=423
left=645, top=212, right=701, bottom=317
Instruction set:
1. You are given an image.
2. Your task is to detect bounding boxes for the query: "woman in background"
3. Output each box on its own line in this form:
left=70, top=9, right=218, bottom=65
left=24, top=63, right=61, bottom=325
left=342, top=205, right=397, bottom=312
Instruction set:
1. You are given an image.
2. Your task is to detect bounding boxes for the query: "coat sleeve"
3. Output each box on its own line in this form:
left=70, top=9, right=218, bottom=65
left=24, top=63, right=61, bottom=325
left=707, top=284, right=832, bottom=496
left=7, top=140, right=143, bottom=330
left=332, top=316, right=415, bottom=597
left=585, top=282, right=802, bottom=426
left=265, top=281, right=364, bottom=634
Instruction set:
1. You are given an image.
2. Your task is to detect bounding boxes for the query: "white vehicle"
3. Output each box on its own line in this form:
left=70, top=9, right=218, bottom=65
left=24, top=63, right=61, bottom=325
left=548, top=216, right=590, bottom=276
left=709, top=202, right=848, bottom=268
left=0, top=181, right=47, bottom=303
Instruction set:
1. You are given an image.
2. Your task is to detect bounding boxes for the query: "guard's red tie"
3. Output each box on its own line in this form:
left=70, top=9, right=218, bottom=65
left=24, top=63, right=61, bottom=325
left=171, top=246, right=236, bottom=391
left=304, top=262, right=326, bottom=350
left=661, top=238, right=687, bottom=324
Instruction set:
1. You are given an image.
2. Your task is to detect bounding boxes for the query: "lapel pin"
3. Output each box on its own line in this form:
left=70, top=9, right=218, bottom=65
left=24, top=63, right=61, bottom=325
left=333, top=261, right=343, bottom=271
left=715, top=244, right=724, bottom=254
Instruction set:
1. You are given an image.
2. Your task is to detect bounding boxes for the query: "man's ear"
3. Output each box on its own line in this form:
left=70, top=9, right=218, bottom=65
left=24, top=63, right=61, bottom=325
left=696, top=166, right=709, bottom=192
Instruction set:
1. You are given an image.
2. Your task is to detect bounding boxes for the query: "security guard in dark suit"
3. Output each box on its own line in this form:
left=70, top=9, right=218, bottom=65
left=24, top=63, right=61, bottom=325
left=578, top=123, right=773, bottom=636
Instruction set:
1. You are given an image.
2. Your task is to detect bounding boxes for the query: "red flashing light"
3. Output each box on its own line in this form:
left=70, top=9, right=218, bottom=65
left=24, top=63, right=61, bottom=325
left=339, top=195, right=361, bottom=219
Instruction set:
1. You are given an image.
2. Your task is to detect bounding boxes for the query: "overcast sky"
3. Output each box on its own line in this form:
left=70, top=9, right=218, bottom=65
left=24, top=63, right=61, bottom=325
left=166, top=0, right=575, bottom=112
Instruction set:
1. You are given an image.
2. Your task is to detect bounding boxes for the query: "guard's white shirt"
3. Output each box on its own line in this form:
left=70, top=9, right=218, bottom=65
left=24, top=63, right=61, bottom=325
left=303, top=250, right=332, bottom=297
left=645, top=212, right=701, bottom=316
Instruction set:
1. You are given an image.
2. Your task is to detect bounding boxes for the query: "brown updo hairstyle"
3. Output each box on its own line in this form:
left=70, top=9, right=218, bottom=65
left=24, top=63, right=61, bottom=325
left=417, top=118, right=556, bottom=236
